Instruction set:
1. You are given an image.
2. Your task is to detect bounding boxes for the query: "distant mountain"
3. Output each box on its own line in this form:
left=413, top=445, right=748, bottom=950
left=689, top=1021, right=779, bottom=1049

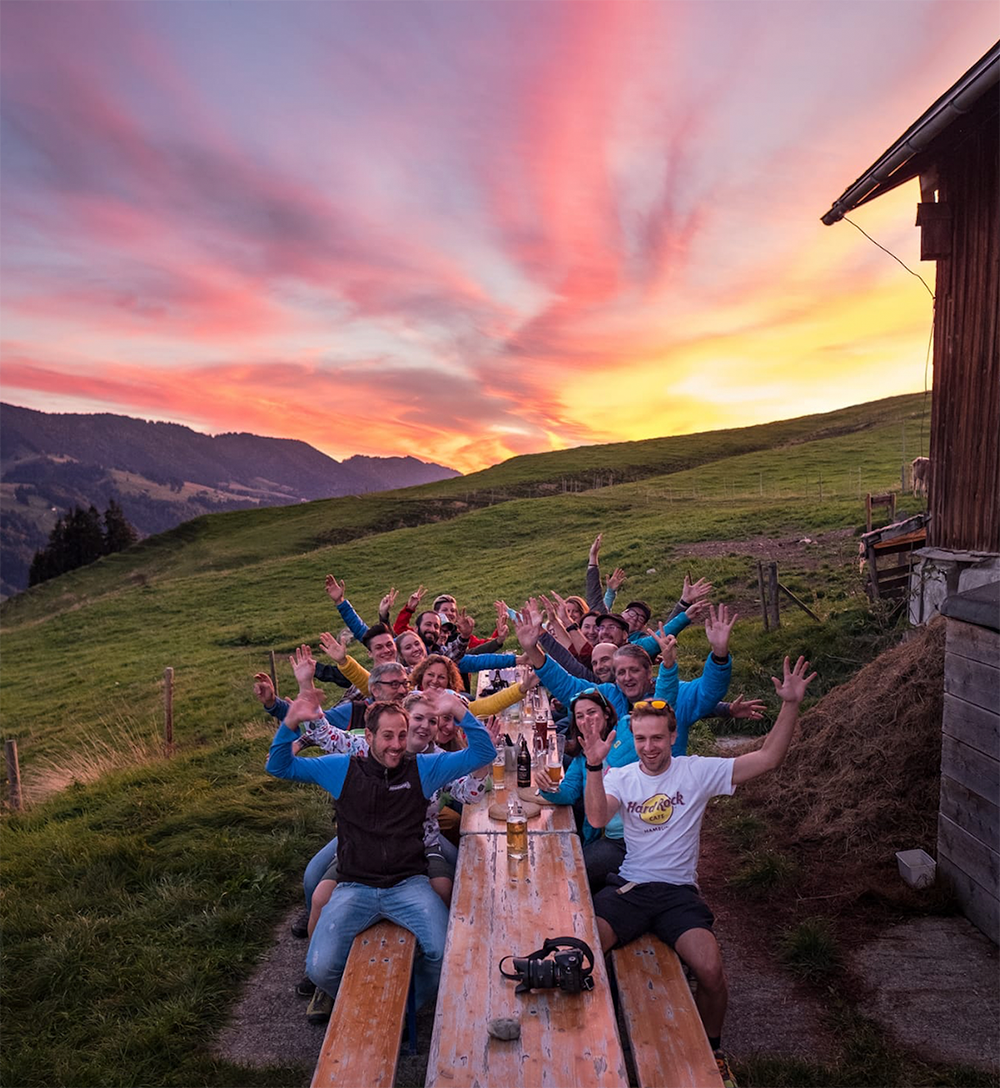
left=0, top=403, right=460, bottom=598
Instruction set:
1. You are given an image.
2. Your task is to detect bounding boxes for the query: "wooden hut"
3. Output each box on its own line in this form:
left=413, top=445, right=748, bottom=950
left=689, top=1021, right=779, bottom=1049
left=822, top=42, right=999, bottom=943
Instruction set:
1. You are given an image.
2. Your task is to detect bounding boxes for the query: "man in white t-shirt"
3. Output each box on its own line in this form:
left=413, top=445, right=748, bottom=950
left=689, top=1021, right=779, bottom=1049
left=581, top=655, right=815, bottom=1086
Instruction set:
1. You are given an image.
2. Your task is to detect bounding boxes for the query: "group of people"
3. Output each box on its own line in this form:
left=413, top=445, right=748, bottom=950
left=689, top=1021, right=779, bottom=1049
left=259, top=533, right=815, bottom=1086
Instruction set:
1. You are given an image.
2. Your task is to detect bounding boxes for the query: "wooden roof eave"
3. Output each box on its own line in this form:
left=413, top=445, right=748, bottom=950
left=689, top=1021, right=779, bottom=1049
left=821, top=41, right=1000, bottom=225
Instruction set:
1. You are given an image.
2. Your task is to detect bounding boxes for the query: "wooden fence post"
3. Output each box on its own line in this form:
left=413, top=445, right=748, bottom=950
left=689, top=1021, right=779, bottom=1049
left=5, top=740, right=22, bottom=811
left=768, top=562, right=781, bottom=629
left=757, top=562, right=770, bottom=631
left=164, top=667, right=174, bottom=752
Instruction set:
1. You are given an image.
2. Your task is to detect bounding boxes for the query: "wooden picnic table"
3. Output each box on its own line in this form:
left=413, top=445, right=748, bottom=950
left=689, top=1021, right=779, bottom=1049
left=425, top=830, right=629, bottom=1088
left=459, top=789, right=577, bottom=835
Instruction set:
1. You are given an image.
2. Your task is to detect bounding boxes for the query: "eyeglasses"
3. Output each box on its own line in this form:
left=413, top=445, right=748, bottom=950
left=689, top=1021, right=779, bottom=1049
left=375, top=678, right=409, bottom=689
left=632, top=699, right=670, bottom=711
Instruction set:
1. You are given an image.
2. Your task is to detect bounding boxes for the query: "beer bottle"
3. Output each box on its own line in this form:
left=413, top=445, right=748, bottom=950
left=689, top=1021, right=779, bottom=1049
left=517, top=734, right=531, bottom=788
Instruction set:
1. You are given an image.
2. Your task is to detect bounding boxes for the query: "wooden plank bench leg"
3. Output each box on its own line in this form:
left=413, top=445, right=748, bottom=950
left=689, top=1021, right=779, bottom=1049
left=311, top=921, right=417, bottom=1088
left=613, top=937, right=723, bottom=1088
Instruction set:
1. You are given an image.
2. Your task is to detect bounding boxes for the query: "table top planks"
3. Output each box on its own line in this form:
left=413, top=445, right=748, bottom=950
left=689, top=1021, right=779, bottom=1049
left=460, top=790, right=576, bottom=835
left=425, top=832, right=628, bottom=1088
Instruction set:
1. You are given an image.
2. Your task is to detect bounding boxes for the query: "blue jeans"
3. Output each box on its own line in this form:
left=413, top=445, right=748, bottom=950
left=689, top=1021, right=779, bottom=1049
left=306, top=875, right=449, bottom=1009
left=304, top=837, right=339, bottom=910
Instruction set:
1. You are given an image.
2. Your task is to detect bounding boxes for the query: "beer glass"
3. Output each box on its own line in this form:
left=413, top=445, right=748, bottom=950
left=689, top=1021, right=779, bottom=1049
left=545, top=738, right=563, bottom=786
left=492, top=749, right=506, bottom=791
left=506, top=812, right=528, bottom=859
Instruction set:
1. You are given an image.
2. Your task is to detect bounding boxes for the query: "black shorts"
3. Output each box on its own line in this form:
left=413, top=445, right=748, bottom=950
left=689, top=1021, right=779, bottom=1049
left=593, top=873, right=714, bottom=948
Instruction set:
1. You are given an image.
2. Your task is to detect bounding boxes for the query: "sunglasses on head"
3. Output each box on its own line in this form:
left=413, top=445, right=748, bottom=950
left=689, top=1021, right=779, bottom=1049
left=632, top=699, right=671, bottom=711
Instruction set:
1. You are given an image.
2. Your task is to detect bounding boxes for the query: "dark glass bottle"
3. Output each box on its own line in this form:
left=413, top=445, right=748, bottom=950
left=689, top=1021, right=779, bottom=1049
left=516, top=734, right=531, bottom=788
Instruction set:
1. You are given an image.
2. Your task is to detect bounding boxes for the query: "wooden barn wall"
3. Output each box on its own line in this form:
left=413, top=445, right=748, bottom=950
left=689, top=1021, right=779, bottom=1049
left=938, top=617, right=1000, bottom=944
left=928, top=101, right=999, bottom=552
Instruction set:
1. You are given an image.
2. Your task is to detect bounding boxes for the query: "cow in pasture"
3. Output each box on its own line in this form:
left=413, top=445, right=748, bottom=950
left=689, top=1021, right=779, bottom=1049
left=911, top=456, right=931, bottom=497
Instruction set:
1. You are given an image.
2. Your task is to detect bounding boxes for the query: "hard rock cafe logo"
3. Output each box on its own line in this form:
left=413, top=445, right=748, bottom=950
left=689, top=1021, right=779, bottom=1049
left=626, top=791, right=683, bottom=825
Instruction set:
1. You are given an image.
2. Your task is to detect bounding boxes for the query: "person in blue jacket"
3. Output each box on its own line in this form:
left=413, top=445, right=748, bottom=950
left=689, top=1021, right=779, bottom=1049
left=266, top=670, right=495, bottom=1012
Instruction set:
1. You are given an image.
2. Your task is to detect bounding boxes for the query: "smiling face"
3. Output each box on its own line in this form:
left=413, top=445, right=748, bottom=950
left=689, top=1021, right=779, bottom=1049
left=368, top=632, right=398, bottom=665
left=621, top=605, right=649, bottom=634
left=436, top=599, right=458, bottom=623
left=614, top=651, right=652, bottom=701
left=590, top=642, right=618, bottom=683
left=597, top=618, right=627, bottom=646
left=369, top=668, right=409, bottom=702
left=420, top=661, right=450, bottom=691
left=434, top=708, right=460, bottom=746
left=565, top=599, right=584, bottom=626
left=631, top=712, right=676, bottom=775
left=417, top=612, right=441, bottom=646
left=573, top=696, right=612, bottom=740
left=580, top=614, right=599, bottom=644
left=366, top=710, right=409, bottom=769
left=404, top=701, right=438, bottom=751
left=397, top=632, right=427, bottom=667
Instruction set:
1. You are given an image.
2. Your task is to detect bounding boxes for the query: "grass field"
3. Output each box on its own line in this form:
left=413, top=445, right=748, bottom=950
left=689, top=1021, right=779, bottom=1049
left=0, top=392, right=935, bottom=1086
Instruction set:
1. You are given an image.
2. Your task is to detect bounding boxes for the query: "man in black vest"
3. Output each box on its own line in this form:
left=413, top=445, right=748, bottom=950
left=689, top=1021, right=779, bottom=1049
left=266, top=681, right=495, bottom=1009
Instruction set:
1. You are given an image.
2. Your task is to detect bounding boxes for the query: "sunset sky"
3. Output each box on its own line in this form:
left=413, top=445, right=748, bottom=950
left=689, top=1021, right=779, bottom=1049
left=1, top=1, right=996, bottom=474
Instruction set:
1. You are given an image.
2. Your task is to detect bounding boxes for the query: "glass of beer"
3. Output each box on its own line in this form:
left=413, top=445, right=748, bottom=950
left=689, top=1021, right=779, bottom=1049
left=506, top=812, right=528, bottom=859
left=492, top=751, right=506, bottom=791
left=545, top=739, right=563, bottom=786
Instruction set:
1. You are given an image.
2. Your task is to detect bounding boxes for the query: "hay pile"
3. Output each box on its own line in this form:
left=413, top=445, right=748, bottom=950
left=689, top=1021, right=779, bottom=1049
left=743, top=618, right=946, bottom=861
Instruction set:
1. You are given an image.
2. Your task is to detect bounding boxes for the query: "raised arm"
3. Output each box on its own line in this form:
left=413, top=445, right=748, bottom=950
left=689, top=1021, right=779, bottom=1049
left=265, top=687, right=352, bottom=795
left=417, top=694, right=497, bottom=795
left=731, top=657, right=815, bottom=785
left=586, top=534, right=604, bottom=611
left=320, top=631, right=370, bottom=695
left=579, top=717, right=619, bottom=829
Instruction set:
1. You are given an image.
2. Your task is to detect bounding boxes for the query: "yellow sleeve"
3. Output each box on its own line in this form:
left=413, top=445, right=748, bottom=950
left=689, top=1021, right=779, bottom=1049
left=339, top=655, right=370, bottom=696
left=470, top=682, right=524, bottom=717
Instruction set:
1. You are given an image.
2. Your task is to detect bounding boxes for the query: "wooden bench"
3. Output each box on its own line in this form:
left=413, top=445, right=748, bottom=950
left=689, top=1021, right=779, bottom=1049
left=311, top=922, right=416, bottom=1088
left=613, top=936, right=723, bottom=1088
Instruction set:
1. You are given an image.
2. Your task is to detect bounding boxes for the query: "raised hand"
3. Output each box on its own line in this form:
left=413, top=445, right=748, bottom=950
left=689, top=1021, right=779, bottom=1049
left=289, top=644, right=317, bottom=690
left=549, top=589, right=573, bottom=627
left=727, top=694, right=767, bottom=720
left=683, top=575, right=713, bottom=605
left=284, top=686, right=325, bottom=731
left=455, top=607, right=475, bottom=640
left=771, top=656, right=817, bottom=705
left=319, top=630, right=347, bottom=665
left=520, top=667, right=540, bottom=692
left=483, top=714, right=502, bottom=745
left=514, top=601, right=544, bottom=650
left=606, top=567, right=627, bottom=592
left=685, top=599, right=710, bottom=623
left=494, top=611, right=510, bottom=644
left=252, top=672, right=276, bottom=707
left=406, top=585, right=426, bottom=611
left=379, top=587, right=398, bottom=619
left=648, top=626, right=678, bottom=669
left=424, top=686, right=468, bottom=724
left=578, top=717, right=616, bottom=768
left=705, top=604, right=738, bottom=659
left=588, top=532, right=603, bottom=565
left=325, top=574, right=346, bottom=604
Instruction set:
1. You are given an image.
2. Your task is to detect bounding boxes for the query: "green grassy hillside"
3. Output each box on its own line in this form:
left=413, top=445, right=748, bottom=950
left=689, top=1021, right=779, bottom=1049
left=0, top=392, right=929, bottom=781
left=0, top=392, right=933, bottom=1087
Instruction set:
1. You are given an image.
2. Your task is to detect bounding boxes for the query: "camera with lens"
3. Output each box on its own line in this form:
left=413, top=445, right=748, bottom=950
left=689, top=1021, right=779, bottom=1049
left=499, top=937, right=595, bottom=995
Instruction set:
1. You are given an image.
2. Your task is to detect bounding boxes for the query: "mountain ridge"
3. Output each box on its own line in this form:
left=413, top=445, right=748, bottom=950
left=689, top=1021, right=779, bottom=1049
left=0, top=402, right=460, bottom=597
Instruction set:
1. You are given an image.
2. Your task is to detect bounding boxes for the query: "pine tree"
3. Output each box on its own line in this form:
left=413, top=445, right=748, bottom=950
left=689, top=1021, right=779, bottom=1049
left=103, top=499, right=137, bottom=554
